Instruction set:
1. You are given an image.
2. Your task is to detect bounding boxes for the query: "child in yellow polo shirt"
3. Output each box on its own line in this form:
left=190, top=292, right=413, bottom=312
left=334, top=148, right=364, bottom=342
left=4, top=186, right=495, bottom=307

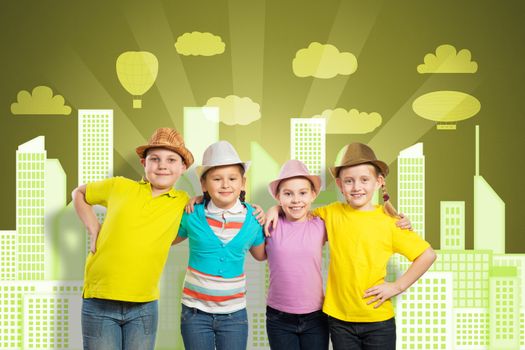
left=266, top=143, right=436, bottom=350
left=72, top=127, right=193, bottom=350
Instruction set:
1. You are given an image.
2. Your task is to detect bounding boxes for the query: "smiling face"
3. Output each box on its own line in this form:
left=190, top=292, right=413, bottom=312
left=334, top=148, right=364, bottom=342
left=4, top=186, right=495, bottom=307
left=336, top=164, right=383, bottom=211
left=276, top=177, right=317, bottom=222
left=201, top=165, right=246, bottom=210
left=141, top=148, right=186, bottom=195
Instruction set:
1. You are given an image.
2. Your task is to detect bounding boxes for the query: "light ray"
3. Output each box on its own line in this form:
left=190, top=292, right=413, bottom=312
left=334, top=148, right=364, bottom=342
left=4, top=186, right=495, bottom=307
left=300, top=0, right=384, bottom=117
left=45, top=49, right=148, bottom=175
left=124, top=1, right=197, bottom=127
left=368, top=75, right=483, bottom=165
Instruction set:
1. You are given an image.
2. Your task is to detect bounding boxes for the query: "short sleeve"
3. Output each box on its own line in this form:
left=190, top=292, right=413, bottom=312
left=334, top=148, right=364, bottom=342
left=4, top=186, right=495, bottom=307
left=177, top=212, right=190, bottom=239
left=251, top=224, right=265, bottom=247
left=85, top=177, right=118, bottom=206
left=392, top=226, right=430, bottom=261
left=312, top=206, right=327, bottom=220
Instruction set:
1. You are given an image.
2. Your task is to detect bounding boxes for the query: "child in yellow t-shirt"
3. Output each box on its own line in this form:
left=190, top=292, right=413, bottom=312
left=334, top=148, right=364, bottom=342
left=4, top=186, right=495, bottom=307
left=266, top=143, right=436, bottom=350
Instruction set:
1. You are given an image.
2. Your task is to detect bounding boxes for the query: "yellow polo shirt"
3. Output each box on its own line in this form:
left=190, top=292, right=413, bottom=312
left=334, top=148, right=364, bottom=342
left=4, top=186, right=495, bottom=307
left=83, top=176, right=189, bottom=302
left=314, top=203, right=430, bottom=322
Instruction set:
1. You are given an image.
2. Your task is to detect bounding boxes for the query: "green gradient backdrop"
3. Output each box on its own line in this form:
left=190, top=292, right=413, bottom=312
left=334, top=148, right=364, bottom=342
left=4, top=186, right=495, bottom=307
left=1, top=0, right=524, bottom=253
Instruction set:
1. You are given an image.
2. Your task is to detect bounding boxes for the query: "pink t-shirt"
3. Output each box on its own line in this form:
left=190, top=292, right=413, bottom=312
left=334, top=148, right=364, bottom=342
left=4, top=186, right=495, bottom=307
left=266, top=216, right=327, bottom=314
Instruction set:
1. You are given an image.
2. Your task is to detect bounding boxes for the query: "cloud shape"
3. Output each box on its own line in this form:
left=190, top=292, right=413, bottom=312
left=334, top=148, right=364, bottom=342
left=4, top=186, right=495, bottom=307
left=175, top=31, right=226, bottom=56
left=205, top=95, right=260, bottom=126
left=11, top=86, right=72, bottom=115
left=412, top=91, right=480, bottom=122
left=293, top=42, right=358, bottom=79
left=417, top=44, right=478, bottom=73
left=314, top=108, right=382, bottom=134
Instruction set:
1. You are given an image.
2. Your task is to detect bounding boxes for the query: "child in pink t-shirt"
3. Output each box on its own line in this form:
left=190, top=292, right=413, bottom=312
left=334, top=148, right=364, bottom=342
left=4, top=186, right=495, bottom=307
left=265, top=160, right=329, bottom=350
left=264, top=159, right=413, bottom=350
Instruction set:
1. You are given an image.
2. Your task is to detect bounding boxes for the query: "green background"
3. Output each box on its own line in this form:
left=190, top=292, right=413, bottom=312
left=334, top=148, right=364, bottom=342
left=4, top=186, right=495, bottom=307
left=1, top=0, right=524, bottom=253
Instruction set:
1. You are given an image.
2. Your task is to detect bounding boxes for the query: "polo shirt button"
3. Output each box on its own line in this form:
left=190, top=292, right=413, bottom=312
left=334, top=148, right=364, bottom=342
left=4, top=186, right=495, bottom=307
left=221, top=243, right=226, bottom=247
left=220, top=257, right=225, bottom=262
left=218, top=269, right=223, bottom=274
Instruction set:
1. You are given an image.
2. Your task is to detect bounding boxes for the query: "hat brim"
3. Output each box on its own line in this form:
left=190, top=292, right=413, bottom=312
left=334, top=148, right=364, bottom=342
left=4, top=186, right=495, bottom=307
left=268, top=175, right=322, bottom=200
left=136, top=144, right=194, bottom=167
left=196, top=161, right=251, bottom=179
left=329, top=159, right=389, bottom=179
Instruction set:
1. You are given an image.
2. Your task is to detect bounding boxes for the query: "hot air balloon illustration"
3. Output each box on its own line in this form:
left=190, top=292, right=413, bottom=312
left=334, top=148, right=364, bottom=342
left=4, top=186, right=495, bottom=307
left=116, top=51, right=158, bottom=109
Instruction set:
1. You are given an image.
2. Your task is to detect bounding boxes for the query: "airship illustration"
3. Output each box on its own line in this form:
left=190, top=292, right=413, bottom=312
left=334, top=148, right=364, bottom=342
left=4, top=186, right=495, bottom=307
left=412, top=90, right=480, bottom=130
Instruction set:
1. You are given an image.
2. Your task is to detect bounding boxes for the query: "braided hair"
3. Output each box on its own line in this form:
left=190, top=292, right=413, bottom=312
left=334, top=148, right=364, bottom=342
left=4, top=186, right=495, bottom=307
left=380, top=182, right=399, bottom=218
left=369, top=163, right=399, bottom=218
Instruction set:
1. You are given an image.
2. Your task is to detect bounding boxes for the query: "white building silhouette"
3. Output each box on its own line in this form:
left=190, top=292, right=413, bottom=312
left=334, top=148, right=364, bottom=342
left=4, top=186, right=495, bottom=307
left=78, top=109, right=113, bottom=256
left=0, top=230, right=16, bottom=280
left=291, top=118, right=326, bottom=190
left=397, top=143, right=425, bottom=239
left=16, top=136, right=46, bottom=281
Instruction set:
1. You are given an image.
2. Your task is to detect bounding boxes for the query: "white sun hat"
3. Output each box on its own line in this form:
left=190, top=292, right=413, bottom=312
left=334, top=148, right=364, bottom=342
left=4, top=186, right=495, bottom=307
left=195, top=141, right=251, bottom=179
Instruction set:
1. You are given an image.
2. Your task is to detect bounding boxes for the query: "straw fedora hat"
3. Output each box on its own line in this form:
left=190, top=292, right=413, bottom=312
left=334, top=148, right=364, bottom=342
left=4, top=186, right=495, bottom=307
left=268, top=160, right=321, bottom=200
left=196, top=141, right=250, bottom=179
left=135, top=127, right=194, bottom=167
left=329, top=143, right=389, bottom=178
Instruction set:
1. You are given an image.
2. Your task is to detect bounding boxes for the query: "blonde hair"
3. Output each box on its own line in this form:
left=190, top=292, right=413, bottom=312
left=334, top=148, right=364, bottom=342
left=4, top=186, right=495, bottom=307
left=380, top=182, right=399, bottom=218
left=366, top=163, right=399, bottom=218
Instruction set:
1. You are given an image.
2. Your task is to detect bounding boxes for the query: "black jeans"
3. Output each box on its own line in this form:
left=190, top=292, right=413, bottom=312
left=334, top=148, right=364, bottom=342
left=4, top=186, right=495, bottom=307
left=266, top=306, right=329, bottom=350
left=328, top=316, right=396, bottom=350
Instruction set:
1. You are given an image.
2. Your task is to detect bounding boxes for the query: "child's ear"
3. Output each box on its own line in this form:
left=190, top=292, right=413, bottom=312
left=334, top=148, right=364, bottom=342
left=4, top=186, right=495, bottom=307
left=335, top=178, right=343, bottom=192
left=140, top=158, right=146, bottom=167
left=200, top=178, right=207, bottom=192
left=376, top=175, right=385, bottom=189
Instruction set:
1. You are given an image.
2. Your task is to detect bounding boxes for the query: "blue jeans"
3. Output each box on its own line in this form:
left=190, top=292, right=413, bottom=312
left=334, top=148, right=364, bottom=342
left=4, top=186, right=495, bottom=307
left=81, top=298, right=158, bottom=350
left=266, top=306, right=329, bottom=350
left=180, top=304, right=248, bottom=350
left=328, top=316, right=396, bottom=350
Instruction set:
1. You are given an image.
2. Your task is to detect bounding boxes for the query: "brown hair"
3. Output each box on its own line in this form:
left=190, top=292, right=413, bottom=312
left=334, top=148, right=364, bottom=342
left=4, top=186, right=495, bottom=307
left=202, top=164, right=247, bottom=203
left=276, top=176, right=317, bottom=196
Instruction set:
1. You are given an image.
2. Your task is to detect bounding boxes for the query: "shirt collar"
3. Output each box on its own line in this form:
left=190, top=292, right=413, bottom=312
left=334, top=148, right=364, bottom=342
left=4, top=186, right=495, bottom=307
left=139, top=178, right=178, bottom=198
left=207, top=199, right=245, bottom=214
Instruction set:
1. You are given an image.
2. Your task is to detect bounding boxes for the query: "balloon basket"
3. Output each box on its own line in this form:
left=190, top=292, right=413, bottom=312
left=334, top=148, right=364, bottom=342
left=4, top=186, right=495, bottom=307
left=133, top=99, right=142, bottom=109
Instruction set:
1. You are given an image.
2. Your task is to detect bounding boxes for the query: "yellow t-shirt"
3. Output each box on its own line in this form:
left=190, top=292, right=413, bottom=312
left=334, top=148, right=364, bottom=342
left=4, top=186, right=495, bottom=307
left=313, top=202, right=430, bottom=322
left=83, top=176, right=189, bottom=302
